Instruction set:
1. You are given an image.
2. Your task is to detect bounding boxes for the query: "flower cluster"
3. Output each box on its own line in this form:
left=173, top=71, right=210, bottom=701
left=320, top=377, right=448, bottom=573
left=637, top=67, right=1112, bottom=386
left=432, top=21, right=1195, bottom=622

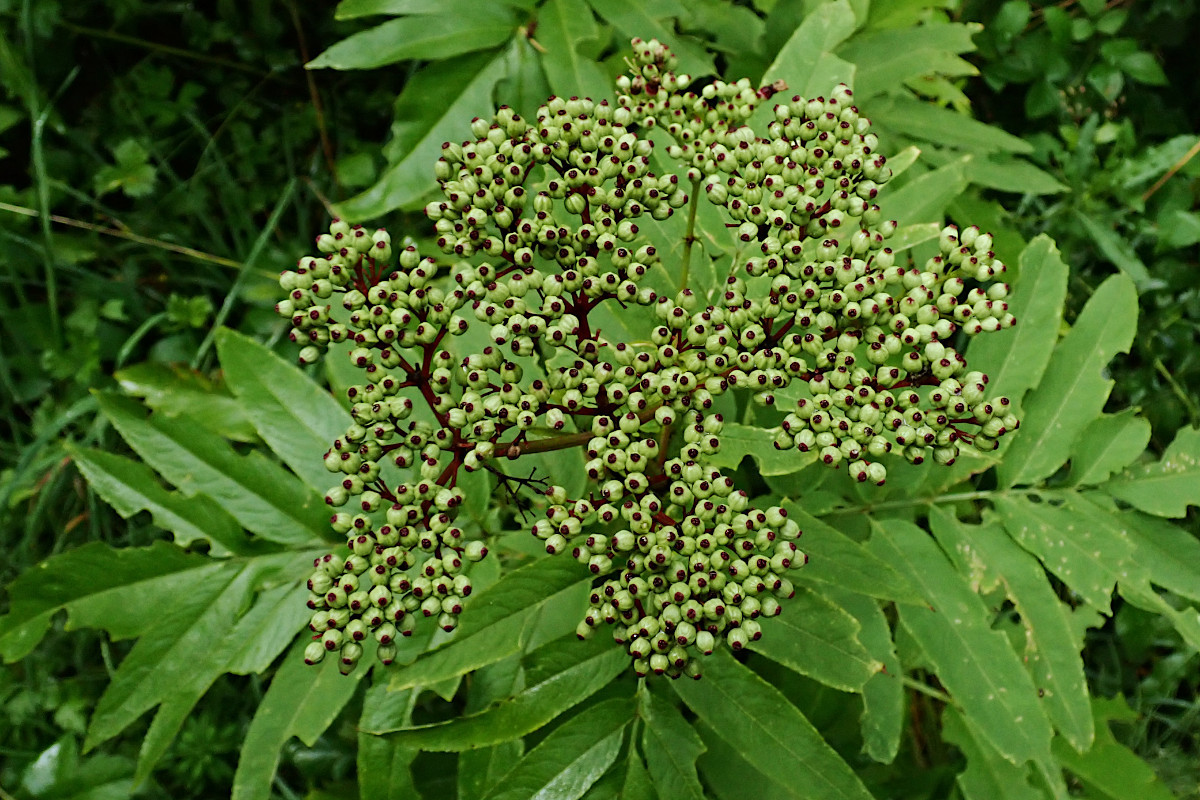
left=280, top=38, right=1017, bottom=677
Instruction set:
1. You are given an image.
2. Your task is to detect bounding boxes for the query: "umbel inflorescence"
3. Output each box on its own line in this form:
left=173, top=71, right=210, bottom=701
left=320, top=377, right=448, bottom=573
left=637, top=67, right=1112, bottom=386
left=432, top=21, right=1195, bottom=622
left=281, top=39, right=1018, bottom=678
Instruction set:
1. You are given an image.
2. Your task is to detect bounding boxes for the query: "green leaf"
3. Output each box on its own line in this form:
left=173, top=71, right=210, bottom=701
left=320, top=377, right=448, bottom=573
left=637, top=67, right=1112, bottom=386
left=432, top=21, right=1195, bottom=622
left=458, top=657, right=525, bottom=799
left=838, top=22, right=979, bottom=99
left=968, top=235, right=1070, bottom=409
left=335, top=0, right=523, bottom=18
left=695, top=719, right=801, bottom=800
left=359, top=682, right=419, bottom=800
left=707, top=421, right=817, bottom=476
left=998, top=273, right=1138, bottom=487
left=68, top=446, right=251, bottom=557
left=307, top=12, right=515, bottom=70
left=761, top=0, right=858, bottom=98
left=883, top=159, right=970, bottom=226
left=1069, top=411, right=1152, bottom=486
left=871, top=96, right=1032, bottom=154
left=673, top=649, right=875, bottom=800
left=785, top=506, right=925, bottom=604
left=1104, top=426, right=1200, bottom=518
left=86, top=553, right=308, bottom=753
left=480, top=697, right=633, bottom=800
left=0, top=542, right=213, bottom=662
left=537, top=0, right=612, bottom=101
left=749, top=586, right=881, bottom=692
left=581, top=0, right=714, bottom=78
left=1074, top=212, right=1159, bottom=291
left=994, top=495, right=1134, bottom=613
left=886, top=222, right=941, bottom=252
left=1122, top=511, right=1200, bottom=603
left=639, top=689, right=705, bottom=800
left=96, top=392, right=332, bottom=546
left=1051, top=697, right=1179, bottom=800
left=338, top=50, right=505, bottom=219
left=215, top=329, right=351, bottom=491
left=232, top=639, right=372, bottom=800
left=930, top=509, right=1094, bottom=753
left=366, top=635, right=627, bottom=748
left=965, top=155, right=1068, bottom=195
left=867, top=519, right=1053, bottom=766
left=941, top=707, right=1049, bottom=800
left=826, top=588, right=902, bottom=763
left=224, top=581, right=314, bottom=675
left=115, top=362, right=258, bottom=443
left=388, top=557, right=590, bottom=690
left=618, top=749, right=656, bottom=800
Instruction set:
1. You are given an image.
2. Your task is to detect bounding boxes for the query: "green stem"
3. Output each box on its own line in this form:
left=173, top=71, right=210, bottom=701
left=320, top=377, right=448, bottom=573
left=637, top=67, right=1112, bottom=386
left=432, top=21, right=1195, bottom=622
left=678, top=178, right=701, bottom=293
left=900, top=674, right=957, bottom=707
left=1153, top=356, right=1200, bottom=428
left=59, top=21, right=278, bottom=79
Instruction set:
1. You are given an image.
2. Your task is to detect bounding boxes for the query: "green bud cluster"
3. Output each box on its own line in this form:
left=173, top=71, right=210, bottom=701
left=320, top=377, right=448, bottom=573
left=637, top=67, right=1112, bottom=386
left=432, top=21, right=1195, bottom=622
left=281, top=37, right=1018, bottom=677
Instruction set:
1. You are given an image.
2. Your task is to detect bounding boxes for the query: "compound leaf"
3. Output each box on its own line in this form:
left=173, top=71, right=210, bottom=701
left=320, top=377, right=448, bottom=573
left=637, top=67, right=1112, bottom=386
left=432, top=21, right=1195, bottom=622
left=1104, top=426, right=1200, bottom=517
left=639, top=689, right=705, bottom=800
left=942, top=707, right=1049, bottom=800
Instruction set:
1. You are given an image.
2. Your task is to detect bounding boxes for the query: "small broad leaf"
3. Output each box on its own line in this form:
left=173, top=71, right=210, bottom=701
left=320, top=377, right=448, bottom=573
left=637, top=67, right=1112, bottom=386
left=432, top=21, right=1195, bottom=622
left=826, top=588, right=902, bottom=764
left=389, top=557, right=590, bottom=690
left=1051, top=697, right=1179, bottom=800
left=995, top=494, right=1137, bottom=613
left=838, top=22, right=979, bottom=99
left=338, top=50, right=506, bottom=219
left=867, top=519, right=1054, bottom=766
left=0, top=542, right=213, bottom=662
left=1104, top=426, right=1200, bottom=517
left=785, top=506, right=925, bottom=604
left=480, top=697, right=633, bottom=800
left=968, top=235, right=1070, bottom=409
left=639, top=689, right=705, bottom=800
left=216, top=329, right=351, bottom=491
left=749, top=586, right=882, bottom=692
left=307, top=11, right=515, bottom=70
left=68, top=446, right=252, bottom=557
left=232, top=639, right=372, bottom=800
left=1069, top=411, right=1152, bottom=486
left=366, top=634, right=627, bottom=748
left=707, top=422, right=817, bottom=476
left=998, top=273, right=1138, bottom=487
left=941, top=707, right=1048, bottom=800
left=673, top=650, right=876, bottom=800
left=761, top=0, right=858, bottom=98
left=581, top=0, right=714, bottom=78
left=96, top=392, right=332, bottom=546
left=537, top=0, right=612, bottom=101
left=930, top=509, right=1094, bottom=753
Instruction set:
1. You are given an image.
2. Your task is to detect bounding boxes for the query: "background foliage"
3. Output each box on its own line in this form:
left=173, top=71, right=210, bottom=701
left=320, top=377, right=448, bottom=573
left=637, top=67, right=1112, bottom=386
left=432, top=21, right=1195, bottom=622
left=1, top=0, right=1197, bottom=798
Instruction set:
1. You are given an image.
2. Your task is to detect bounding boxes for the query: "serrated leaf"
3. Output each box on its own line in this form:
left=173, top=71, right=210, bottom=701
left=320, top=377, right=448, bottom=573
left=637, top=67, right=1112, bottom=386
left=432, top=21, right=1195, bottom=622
left=216, top=329, right=351, bottom=491
left=886, top=222, right=940, bottom=252
left=942, top=707, right=1050, bottom=800
left=619, top=749, right=655, bottom=800
left=867, top=519, right=1053, bottom=766
left=673, top=650, right=875, bottom=800
left=707, top=422, right=817, bottom=476
left=884, top=159, right=970, bottom=226
left=336, top=0, right=523, bottom=18
left=224, top=582, right=313, bottom=675
left=871, top=96, right=1032, bottom=154
left=86, top=552, right=308, bottom=754
left=338, top=50, right=506, bottom=219
left=307, top=12, right=515, bottom=70
left=998, top=273, right=1138, bottom=487
left=639, top=690, right=704, bottom=800
left=826, top=588, right=902, bottom=763
left=366, top=635, right=626, bottom=748
left=695, top=719, right=802, bottom=800
left=538, top=0, right=611, bottom=100
left=96, top=392, right=331, bottom=546
left=1069, top=411, right=1152, bottom=486
left=838, top=22, right=979, bottom=99
left=481, top=697, right=632, bottom=800
left=232, top=639, right=372, bottom=800
left=68, top=446, right=251, bottom=557
left=1121, top=511, right=1200, bottom=603
left=389, top=557, right=590, bottom=690
left=1051, top=697, right=1179, bottom=800
left=966, top=155, right=1068, bottom=195
left=1104, top=426, right=1200, bottom=518
left=1075, top=211, right=1159, bottom=291
left=749, top=586, right=881, bottom=692
left=358, top=682, right=419, bottom=800
left=784, top=506, right=925, bottom=604
left=0, top=542, right=213, bottom=662
left=115, top=362, right=258, bottom=443
left=994, top=495, right=1135, bottom=614
left=930, top=509, right=1093, bottom=752
left=761, top=0, right=858, bottom=98
left=581, top=0, right=714, bottom=78
left=968, top=235, right=1070, bottom=408
left=458, top=658, right=525, bottom=799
